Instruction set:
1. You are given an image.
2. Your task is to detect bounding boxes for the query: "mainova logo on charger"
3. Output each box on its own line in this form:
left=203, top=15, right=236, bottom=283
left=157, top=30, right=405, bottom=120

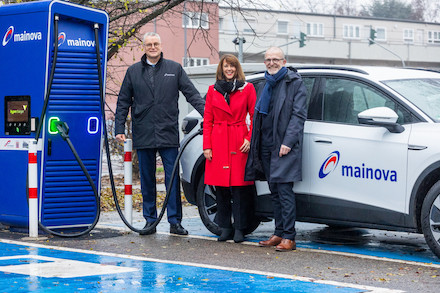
left=319, top=151, right=398, bottom=182
left=58, top=31, right=95, bottom=47
left=2, top=25, right=42, bottom=46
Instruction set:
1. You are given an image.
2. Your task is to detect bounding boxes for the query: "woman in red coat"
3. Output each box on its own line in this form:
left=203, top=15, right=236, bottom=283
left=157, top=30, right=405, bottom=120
left=203, top=54, right=257, bottom=243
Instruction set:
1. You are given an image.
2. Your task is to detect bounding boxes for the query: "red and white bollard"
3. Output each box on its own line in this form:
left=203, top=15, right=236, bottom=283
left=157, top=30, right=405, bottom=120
left=124, top=139, right=133, bottom=225
left=28, top=139, right=38, bottom=238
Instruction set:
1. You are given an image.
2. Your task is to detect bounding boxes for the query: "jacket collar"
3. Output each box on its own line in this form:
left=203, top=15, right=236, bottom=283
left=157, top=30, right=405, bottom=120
left=141, top=52, right=163, bottom=67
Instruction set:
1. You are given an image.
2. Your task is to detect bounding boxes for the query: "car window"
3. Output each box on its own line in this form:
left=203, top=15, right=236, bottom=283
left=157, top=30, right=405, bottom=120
left=251, top=76, right=316, bottom=119
left=302, top=77, right=315, bottom=110
left=323, top=78, right=413, bottom=125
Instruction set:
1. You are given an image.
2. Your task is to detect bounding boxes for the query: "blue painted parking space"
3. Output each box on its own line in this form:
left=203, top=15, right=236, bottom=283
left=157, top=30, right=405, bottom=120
left=0, top=239, right=386, bottom=292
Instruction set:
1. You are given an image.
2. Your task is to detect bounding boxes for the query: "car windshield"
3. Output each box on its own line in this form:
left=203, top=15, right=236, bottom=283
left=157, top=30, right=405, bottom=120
left=383, top=78, right=440, bottom=122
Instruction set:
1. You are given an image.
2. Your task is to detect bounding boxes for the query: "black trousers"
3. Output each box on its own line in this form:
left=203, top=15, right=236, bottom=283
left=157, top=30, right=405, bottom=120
left=215, top=185, right=254, bottom=230
left=260, top=147, right=297, bottom=240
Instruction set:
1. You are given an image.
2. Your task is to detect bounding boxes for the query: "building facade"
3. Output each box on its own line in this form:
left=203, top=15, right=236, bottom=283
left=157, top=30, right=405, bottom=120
left=219, top=7, right=440, bottom=68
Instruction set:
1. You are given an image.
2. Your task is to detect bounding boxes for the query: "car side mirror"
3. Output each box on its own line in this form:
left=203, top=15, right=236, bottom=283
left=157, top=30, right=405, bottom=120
left=358, top=107, right=405, bottom=133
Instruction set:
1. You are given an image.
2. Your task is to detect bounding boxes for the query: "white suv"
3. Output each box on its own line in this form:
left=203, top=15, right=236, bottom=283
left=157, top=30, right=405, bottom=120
left=179, top=65, right=440, bottom=258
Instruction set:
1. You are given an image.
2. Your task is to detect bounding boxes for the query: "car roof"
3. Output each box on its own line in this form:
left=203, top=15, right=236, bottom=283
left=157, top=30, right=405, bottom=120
left=247, top=65, right=440, bottom=83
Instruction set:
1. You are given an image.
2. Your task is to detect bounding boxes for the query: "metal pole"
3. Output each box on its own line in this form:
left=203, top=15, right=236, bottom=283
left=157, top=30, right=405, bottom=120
left=124, top=139, right=133, bottom=226
left=369, top=38, right=406, bottom=67
left=183, top=2, right=187, bottom=67
left=28, top=139, right=38, bottom=238
left=238, top=37, right=243, bottom=63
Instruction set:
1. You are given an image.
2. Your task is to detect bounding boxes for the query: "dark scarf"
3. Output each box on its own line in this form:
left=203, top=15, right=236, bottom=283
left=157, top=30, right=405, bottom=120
left=214, top=79, right=245, bottom=105
left=255, top=67, right=288, bottom=115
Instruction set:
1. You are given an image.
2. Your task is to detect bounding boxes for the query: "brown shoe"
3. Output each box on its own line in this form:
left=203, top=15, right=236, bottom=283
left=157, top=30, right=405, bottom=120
left=259, top=235, right=282, bottom=247
left=275, top=239, right=296, bottom=251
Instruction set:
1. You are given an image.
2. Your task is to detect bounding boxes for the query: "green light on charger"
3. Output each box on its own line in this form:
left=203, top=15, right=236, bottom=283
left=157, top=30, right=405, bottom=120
left=48, top=117, right=60, bottom=134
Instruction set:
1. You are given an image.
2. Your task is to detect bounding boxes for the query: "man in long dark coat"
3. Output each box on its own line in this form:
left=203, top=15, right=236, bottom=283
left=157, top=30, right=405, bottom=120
left=115, top=32, right=205, bottom=236
left=245, top=47, right=307, bottom=251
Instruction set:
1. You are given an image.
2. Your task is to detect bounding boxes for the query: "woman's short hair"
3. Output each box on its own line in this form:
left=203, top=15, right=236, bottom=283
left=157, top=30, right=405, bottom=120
left=216, top=54, right=246, bottom=81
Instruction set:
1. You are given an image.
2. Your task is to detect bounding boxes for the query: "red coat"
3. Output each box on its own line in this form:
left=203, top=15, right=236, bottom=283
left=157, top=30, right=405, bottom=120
left=203, top=82, right=256, bottom=187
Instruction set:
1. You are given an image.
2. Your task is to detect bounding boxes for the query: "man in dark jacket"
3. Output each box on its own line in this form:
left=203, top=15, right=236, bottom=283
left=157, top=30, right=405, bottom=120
left=115, top=32, right=205, bottom=236
left=245, top=47, right=307, bottom=251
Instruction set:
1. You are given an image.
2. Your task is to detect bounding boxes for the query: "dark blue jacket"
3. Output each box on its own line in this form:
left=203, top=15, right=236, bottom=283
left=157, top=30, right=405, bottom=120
left=245, top=68, right=307, bottom=183
left=115, top=54, right=205, bottom=149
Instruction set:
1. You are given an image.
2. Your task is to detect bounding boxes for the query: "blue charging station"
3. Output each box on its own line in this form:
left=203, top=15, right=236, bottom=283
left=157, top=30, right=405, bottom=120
left=0, top=1, right=108, bottom=229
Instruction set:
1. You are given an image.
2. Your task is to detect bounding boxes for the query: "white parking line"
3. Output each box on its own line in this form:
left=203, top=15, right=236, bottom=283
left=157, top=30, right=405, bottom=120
left=1, top=239, right=404, bottom=293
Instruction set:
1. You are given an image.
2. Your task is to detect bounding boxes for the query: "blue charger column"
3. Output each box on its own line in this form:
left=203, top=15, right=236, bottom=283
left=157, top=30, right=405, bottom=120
left=0, top=0, right=108, bottom=229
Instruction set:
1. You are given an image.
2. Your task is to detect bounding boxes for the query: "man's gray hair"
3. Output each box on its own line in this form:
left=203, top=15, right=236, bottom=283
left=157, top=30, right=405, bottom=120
left=143, top=32, right=161, bottom=43
left=265, top=47, right=285, bottom=59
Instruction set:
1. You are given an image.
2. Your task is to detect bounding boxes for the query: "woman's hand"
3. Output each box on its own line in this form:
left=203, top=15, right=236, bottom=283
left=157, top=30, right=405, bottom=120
left=239, top=139, right=250, bottom=153
left=204, top=149, right=212, bottom=161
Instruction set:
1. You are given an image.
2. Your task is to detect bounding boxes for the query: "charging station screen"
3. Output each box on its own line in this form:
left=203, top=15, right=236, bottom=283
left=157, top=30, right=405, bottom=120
left=4, top=96, right=31, bottom=135
left=7, top=100, right=29, bottom=122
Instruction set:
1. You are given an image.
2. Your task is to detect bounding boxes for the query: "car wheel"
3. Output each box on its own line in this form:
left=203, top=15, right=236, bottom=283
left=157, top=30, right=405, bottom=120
left=196, top=174, right=261, bottom=236
left=196, top=176, right=221, bottom=235
left=421, top=181, right=440, bottom=258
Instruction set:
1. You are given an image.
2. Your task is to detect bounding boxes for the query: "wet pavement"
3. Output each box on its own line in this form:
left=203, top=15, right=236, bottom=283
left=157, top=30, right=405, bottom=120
left=0, top=205, right=439, bottom=292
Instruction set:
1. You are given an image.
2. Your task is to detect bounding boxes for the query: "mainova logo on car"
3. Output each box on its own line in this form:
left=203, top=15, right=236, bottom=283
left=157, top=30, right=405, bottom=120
left=318, top=151, right=340, bottom=179
left=319, top=151, right=398, bottom=182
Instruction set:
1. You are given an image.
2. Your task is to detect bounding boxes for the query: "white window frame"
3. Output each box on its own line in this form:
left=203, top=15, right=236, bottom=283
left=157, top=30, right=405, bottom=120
left=182, top=57, right=209, bottom=67
left=428, top=30, right=440, bottom=44
left=343, top=24, right=361, bottom=39
left=219, top=17, right=224, bottom=32
left=243, top=18, right=256, bottom=35
left=182, top=12, right=209, bottom=29
left=277, top=20, right=289, bottom=35
left=306, top=22, right=324, bottom=37
left=375, top=27, right=387, bottom=41
left=403, top=28, right=414, bottom=43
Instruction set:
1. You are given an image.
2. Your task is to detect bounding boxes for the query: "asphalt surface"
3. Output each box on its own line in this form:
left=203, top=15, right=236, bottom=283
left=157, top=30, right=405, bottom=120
left=1, top=206, right=439, bottom=292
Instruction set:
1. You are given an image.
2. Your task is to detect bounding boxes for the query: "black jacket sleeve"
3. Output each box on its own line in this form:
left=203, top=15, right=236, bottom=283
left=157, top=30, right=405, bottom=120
left=115, top=68, right=134, bottom=135
left=178, top=66, right=205, bottom=116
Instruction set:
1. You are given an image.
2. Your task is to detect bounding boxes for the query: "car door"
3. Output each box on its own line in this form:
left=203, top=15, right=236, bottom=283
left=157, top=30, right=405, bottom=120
left=306, top=76, right=413, bottom=226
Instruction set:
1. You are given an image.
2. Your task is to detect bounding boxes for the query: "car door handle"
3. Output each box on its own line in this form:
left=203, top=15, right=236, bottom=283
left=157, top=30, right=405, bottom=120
left=313, top=137, right=332, bottom=144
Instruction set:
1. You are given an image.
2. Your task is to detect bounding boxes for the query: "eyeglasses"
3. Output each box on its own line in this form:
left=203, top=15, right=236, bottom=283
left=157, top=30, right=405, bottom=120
left=264, top=58, right=284, bottom=64
left=145, top=42, right=161, bottom=48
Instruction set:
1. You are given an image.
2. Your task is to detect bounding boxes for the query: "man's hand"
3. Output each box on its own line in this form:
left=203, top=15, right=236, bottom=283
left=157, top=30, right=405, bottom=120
left=203, top=149, right=212, bottom=161
left=116, top=134, right=126, bottom=142
left=279, top=144, right=291, bottom=157
left=239, top=139, right=250, bottom=153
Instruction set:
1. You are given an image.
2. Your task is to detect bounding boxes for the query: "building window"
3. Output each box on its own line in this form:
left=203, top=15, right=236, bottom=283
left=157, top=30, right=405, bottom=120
left=219, top=17, right=224, bottom=31
left=343, top=24, right=360, bottom=39
left=375, top=27, right=386, bottom=41
left=182, top=12, right=209, bottom=29
left=183, top=57, right=209, bottom=67
left=403, top=29, right=414, bottom=43
left=243, top=18, right=256, bottom=34
left=277, top=20, right=288, bottom=34
left=306, top=22, right=323, bottom=37
left=428, top=31, right=440, bottom=44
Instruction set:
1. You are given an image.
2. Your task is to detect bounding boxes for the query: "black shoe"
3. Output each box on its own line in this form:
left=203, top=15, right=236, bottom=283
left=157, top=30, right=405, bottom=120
left=233, top=229, right=244, bottom=243
left=170, top=223, right=188, bottom=235
left=139, top=222, right=156, bottom=235
left=218, top=228, right=233, bottom=242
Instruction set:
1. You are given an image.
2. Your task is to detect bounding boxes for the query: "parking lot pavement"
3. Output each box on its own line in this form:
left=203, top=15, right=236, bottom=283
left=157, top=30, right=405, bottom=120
left=1, top=206, right=439, bottom=292
left=0, top=239, right=405, bottom=293
left=98, top=206, right=440, bottom=266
